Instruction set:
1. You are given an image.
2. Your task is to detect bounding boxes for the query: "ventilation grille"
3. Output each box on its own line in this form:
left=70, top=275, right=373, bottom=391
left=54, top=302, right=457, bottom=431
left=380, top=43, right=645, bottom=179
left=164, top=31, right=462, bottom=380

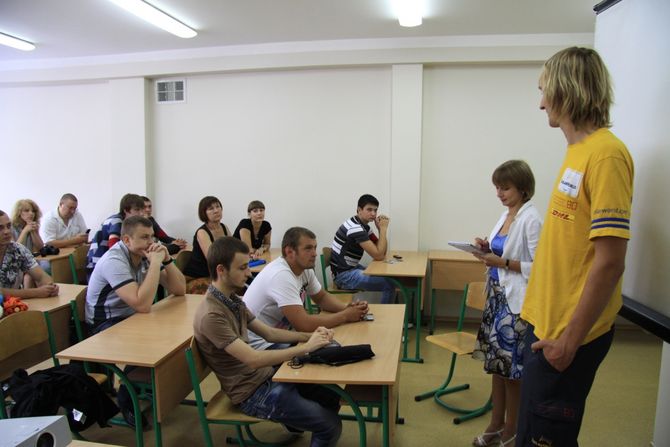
left=156, top=79, right=185, bottom=103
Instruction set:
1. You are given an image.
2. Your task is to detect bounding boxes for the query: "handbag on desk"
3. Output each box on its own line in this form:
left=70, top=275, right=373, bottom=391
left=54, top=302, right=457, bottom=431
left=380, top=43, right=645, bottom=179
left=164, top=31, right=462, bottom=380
left=289, top=344, right=375, bottom=367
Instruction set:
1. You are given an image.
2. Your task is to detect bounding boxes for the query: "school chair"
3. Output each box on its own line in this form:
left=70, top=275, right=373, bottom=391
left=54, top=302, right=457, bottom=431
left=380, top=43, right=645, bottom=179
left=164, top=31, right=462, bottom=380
left=414, top=281, right=492, bottom=424
left=69, top=287, right=148, bottom=435
left=73, top=243, right=90, bottom=285
left=320, top=247, right=361, bottom=294
left=175, top=249, right=192, bottom=272
left=185, top=337, right=291, bottom=447
left=0, top=311, right=54, bottom=418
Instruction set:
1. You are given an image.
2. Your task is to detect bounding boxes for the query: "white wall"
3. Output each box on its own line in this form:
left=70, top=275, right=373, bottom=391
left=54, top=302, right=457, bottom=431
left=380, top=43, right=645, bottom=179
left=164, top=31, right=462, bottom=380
left=150, top=67, right=392, bottom=249
left=0, top=82, right=113, bottom=228
left=420, top=63, right=566, bottom=248
left=594, top=1, right=670, bottom=446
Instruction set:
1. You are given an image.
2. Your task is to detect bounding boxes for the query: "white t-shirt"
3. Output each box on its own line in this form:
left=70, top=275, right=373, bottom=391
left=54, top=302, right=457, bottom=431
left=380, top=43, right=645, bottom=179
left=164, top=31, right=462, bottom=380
left=244, top=256, right=322, bottom=350
left=41, top=209, right=87, bottom=243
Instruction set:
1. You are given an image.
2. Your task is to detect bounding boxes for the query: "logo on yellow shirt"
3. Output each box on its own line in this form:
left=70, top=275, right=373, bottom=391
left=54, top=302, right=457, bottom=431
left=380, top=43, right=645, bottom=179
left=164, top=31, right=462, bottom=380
left=550, top=208, right=575, bottom=222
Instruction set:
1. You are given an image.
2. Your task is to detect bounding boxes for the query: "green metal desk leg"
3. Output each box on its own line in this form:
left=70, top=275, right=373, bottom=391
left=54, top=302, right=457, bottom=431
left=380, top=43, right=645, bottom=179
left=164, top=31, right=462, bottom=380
left=323, top=384, right=367, bottom=447
left=382, top=385, right=389, bottom=447
left=42, top=313, right=61, bottom=366
left=68, top=253, right=79, bottom=285
left=104, top=364, right=144, bottom=447
left=152, top=368, right=162, bottom=447
left=388, top=278, right=423, bottom=363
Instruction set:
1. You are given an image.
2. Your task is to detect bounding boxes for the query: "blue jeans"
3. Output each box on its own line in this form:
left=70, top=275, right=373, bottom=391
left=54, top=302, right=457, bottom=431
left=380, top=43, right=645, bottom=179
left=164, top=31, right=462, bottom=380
left=334, top=265, right=396, bottom=304
left=240, top=380, right=342, bottom=447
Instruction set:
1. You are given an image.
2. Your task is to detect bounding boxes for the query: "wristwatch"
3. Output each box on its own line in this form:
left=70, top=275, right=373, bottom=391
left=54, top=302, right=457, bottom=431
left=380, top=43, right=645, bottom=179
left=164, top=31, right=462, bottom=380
left=504, top=259, right=510, bottom=270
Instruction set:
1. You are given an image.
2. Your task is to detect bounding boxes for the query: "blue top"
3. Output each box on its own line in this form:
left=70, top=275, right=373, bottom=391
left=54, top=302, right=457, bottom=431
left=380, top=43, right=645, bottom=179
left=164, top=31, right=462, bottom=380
left=489, top=233, right=507, bottom=281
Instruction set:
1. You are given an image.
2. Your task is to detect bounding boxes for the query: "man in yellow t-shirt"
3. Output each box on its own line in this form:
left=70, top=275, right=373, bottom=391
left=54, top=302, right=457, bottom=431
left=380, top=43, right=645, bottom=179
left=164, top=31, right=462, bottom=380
left=517, top=47, right=634, bottom=446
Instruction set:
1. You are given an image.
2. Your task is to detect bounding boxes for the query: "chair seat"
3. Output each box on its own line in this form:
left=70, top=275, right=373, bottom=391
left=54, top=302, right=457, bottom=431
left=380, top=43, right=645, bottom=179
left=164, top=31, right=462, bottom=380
left=206, top=391, right=263, bottom=423
left=87, top=372, right=109, bottom=386
left=426, top=332, right=477, bottom=355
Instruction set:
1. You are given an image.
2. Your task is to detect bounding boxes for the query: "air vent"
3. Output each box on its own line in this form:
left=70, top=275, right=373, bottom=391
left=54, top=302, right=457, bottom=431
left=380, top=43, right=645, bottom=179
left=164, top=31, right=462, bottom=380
left=156, top=79, right=185, bottom=103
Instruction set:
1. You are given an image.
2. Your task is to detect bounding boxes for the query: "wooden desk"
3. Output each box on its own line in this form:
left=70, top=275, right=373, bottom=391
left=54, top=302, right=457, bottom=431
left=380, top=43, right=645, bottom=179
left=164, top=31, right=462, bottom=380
left=249, top=247, right=281, bottom=273
left=364, top=251, right=427, bottom=363
left=427, top=250, right=486, bottom=333
left=274, top=304, right=404, bottom=447
left=28, top=283, right=86, bottom=355
left=35, top=246, right=79, bottom=284
left=57, top=294, right=204, bottom=447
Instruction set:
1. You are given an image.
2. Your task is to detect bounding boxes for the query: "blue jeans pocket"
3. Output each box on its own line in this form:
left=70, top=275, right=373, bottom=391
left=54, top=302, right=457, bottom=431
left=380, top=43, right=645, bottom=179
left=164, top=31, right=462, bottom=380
left=240, top=381, right=286, bottom=420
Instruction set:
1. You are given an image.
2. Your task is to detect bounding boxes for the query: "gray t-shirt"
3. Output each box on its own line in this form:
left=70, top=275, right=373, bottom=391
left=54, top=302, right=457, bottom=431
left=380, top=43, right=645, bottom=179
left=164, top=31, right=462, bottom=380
left=85, top=241, right=158, bottom=326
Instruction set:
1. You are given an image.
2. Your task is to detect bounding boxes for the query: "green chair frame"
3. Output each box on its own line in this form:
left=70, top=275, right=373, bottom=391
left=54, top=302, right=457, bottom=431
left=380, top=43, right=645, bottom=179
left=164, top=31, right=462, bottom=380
left=414, top=282, right=492, bottom=424
left=185, top=337, right=291, bottom=447
left=319, top=247, right=361, bottom=295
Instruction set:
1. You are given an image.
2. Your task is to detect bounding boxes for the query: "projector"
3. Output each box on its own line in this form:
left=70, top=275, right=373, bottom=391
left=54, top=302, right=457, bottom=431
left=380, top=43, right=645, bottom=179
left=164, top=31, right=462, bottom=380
left=0, top=415, right=72, bottom=447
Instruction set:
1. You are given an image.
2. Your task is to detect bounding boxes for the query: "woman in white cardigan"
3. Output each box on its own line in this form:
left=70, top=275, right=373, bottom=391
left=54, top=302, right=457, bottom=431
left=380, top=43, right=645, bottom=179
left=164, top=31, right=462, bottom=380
left=471, top=160, right=543, bottom=447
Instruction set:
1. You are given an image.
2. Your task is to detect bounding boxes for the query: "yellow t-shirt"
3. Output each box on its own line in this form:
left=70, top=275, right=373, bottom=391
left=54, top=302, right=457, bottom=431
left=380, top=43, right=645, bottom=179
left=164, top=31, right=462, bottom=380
left=522, top=128, right=634, bottom=344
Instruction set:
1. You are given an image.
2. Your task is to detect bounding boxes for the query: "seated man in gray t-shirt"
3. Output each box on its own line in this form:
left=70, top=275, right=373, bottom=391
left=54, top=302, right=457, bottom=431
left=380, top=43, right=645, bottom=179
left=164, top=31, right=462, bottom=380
left=85, top=215, right=185, bottom=428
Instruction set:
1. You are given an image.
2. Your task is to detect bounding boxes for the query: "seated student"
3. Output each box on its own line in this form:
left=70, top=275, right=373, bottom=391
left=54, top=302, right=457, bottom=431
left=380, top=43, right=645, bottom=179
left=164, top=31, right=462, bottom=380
left=183, top=196, right=231, bottom=294
left=329, top=194, right=396, bottom=303
left=244, top=227, right=368, bottom=350
left=11, top=199, right=44, bottom=253
left=85, top=215, right=186, bottom=427
left=141, top=196, right=187, bottom=255
left=41, top=193, right=88, bottom=249
left=193, top=236, right=342, bottom=446
left=87, top=193, right=145, bottom=275
left=0, top=210, right=59, bottom=299
left=233, top=200, right=272, bottom=260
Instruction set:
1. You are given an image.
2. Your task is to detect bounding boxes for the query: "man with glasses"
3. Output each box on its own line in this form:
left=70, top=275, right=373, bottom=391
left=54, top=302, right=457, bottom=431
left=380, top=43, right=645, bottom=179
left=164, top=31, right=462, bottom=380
left=41, top=193, right=88, bottom=248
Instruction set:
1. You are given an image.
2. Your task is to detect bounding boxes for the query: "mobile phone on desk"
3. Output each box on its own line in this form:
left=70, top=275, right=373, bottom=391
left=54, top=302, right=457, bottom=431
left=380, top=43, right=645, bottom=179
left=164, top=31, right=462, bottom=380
left=363, top=313, right=374, bottom=321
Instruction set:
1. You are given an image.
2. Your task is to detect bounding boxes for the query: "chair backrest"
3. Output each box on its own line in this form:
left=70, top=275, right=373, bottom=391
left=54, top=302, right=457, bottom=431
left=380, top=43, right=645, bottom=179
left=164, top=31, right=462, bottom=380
left=320, top=247, right=333, bottom=289
left=70, top=287, right=89, bottom=342
left=73, top=243, right=90, bottom=284
left=187, top=336, right=212, bottom=383
left=0, top=311, right=51, bottom=381
left=175, top=250, right=193, bottom=273
left=465, top=282, right=487, bottom=311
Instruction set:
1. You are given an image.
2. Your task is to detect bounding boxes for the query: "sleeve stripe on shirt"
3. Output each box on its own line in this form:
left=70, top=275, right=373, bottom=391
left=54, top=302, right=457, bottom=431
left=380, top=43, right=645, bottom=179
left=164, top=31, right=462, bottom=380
left=591, top=223, right=630, bottom=230
left=592, top=217, right=630, bottom=224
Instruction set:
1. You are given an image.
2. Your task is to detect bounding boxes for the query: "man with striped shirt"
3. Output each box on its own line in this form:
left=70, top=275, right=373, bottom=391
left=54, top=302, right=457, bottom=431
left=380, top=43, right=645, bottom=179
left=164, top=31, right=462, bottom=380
left=329, top=194, right=395, bottom=304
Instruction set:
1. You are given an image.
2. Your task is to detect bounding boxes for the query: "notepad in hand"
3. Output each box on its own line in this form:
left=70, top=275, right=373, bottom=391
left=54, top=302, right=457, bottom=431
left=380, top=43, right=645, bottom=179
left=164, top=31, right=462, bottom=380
left=448, top=241, right=486, bottom=255
left=249, top=259, right=267, bottom=267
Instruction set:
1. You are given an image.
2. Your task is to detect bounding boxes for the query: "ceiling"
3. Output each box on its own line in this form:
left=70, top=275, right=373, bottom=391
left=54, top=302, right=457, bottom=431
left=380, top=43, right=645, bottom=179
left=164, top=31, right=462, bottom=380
left=0, top=0, right=597, bottom=64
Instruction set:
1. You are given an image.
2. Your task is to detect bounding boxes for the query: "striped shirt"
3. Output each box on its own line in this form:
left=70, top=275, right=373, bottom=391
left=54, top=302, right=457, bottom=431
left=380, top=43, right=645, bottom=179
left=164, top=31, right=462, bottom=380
left=329, top=215, right=378, bottom=275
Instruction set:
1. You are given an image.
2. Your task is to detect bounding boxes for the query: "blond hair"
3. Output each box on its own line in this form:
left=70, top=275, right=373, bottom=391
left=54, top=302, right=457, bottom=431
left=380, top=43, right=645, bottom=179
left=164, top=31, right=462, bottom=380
left=540, top=47, right=613, bottom=131
left=12, top=199, right=42, bottom=227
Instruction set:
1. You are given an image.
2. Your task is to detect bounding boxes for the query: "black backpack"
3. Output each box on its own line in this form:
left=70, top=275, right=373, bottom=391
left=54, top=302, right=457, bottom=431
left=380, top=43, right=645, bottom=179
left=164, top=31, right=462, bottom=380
left=8, top=363, right=118, bottom=431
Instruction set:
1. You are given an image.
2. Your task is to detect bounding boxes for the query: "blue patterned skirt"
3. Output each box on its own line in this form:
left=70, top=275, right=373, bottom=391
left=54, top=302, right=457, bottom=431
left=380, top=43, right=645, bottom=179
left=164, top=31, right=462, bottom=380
left=472, top=277, right=528, bottom=379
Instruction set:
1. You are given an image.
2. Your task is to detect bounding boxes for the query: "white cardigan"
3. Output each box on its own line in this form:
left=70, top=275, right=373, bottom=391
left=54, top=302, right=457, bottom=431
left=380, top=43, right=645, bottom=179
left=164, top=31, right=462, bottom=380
left=487, top=201, right=543, bottom=314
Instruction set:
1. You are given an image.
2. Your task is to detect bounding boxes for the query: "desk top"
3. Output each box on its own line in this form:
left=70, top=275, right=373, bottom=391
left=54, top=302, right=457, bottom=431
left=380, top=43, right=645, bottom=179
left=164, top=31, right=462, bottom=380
left=363, top=250, right=427, bottom=278
left=34, top=246, right=75, bottom=262
left=25, top=283, right=86, bottom=313
left=57, top=294, right=204, bottom=367
left=273, top=304, right=404, bottom=386
left=250, top=247, right=281, bottom=273
left=429, top=249, right=481, bottom=262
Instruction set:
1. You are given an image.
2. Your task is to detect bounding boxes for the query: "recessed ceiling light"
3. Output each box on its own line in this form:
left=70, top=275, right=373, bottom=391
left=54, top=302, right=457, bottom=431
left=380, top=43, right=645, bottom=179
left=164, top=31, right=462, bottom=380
left=0, top=32, right=36, bottom=51
left=108, top=0, right=197, bottom=39
left=394, top=0, right=423, bottom=27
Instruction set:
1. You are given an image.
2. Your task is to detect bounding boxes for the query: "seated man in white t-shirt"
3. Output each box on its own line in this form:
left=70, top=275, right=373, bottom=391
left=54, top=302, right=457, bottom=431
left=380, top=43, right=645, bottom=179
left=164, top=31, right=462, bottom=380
left=41, top=193, right=88, bottom=249
left=243, top=226, right=368, bottom=350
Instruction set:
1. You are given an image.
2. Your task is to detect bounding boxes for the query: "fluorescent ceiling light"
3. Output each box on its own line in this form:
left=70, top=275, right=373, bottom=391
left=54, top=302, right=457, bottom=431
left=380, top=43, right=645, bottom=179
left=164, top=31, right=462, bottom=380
left=394, top=0, right=423, bottom=27
left=108, top=0, right=197, bottom=39
left=0, top=32, right=36, bottom=51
